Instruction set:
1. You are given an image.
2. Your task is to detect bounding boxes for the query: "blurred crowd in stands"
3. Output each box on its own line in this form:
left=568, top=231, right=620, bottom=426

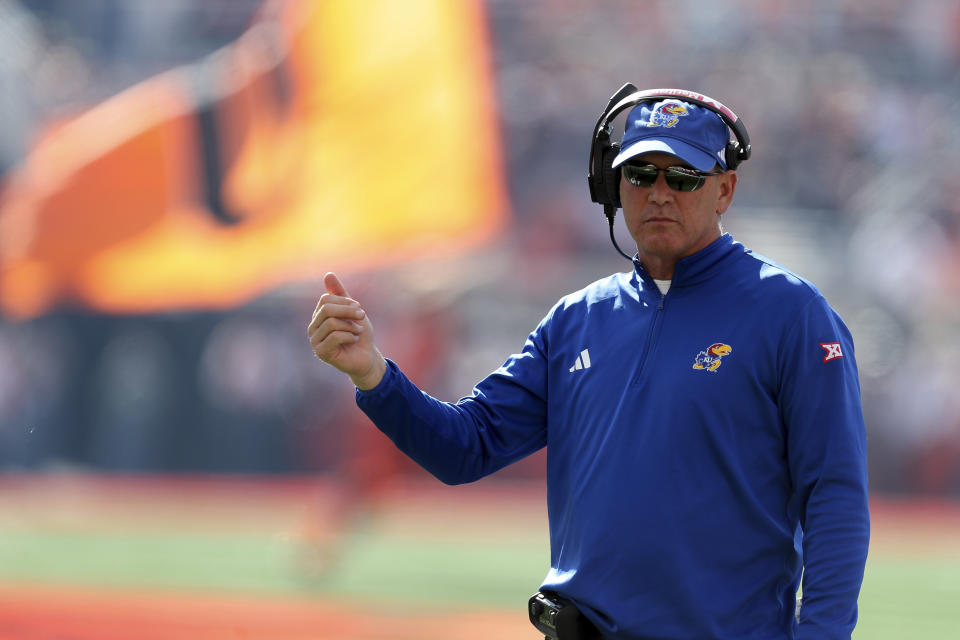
left=1, top=0, right=959, bottom=497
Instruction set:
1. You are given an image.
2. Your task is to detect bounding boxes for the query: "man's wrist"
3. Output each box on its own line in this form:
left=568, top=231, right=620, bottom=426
left=351, top=355, right=387, bottom=391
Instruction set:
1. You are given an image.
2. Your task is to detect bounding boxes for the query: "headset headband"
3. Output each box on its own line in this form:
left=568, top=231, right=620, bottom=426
left=604, top=88, right=744, bottom=138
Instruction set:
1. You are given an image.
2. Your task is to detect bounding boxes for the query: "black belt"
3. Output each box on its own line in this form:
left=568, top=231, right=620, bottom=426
left=528, top=591, right=603, bottom=640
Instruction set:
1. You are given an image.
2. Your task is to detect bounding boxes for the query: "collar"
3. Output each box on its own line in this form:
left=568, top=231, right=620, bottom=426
left=632, top=233, right=741, bottom=290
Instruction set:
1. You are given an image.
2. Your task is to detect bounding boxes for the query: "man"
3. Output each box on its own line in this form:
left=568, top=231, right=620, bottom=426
left=308, top=92, right=870, bottom=639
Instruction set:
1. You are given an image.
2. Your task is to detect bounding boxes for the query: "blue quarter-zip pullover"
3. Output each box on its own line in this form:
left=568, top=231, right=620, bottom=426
left=356, top=233, right=869, bottom=639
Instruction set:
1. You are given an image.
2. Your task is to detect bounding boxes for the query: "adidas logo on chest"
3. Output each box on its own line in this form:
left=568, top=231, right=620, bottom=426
left=569, top=348, right=591, bottom=372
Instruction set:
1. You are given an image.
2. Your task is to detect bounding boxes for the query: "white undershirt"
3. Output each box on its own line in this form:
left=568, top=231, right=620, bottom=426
left=654, top=279, right=671, bottom=295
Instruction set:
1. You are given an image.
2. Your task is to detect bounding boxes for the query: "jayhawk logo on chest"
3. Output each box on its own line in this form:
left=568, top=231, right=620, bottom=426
left=692, top=343, right=732, bottom=372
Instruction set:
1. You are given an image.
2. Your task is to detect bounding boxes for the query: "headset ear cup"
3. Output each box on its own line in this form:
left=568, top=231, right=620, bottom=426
left=602, top=144, right=621, bottom=208
left=724, top=141, right=740, bottom=170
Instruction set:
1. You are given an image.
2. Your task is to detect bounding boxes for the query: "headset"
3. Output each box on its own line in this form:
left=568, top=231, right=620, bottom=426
left=587, top=83, right=752, bottom=260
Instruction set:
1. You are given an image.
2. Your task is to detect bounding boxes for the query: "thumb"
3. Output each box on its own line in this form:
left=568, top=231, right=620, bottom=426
left=324, top=272, right=350, bottom=297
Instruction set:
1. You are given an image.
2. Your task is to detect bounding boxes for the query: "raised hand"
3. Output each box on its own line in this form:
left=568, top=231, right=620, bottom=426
left=308, top=272, right=386, bottom=390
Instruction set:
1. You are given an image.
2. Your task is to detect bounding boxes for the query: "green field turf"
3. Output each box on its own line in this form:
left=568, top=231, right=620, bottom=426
left=0, top=527, right=546, bottom=610
left=856, top=557, right=960, bottom=638
left=2, top=529, right=959, bottom=637
left=0, top=477, right=958, bottom=638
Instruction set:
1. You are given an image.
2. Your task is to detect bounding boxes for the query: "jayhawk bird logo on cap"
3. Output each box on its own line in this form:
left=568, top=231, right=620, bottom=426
left=644, top=100, right=689, bottom=128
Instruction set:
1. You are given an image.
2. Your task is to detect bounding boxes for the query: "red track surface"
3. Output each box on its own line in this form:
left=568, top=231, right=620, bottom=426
left=0, top=475, right=957, bottom=639
left=0, top=584, right=529, bottom=640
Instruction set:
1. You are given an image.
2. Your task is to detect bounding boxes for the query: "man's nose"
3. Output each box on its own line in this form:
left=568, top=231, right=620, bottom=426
left=647, top=172, right=673, bottom=205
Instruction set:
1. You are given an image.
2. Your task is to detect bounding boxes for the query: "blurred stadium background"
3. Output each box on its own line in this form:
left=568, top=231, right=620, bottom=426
left=0, top=0, right=959, bottom=638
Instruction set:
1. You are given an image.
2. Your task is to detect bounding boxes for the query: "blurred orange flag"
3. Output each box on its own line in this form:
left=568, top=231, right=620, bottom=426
left=0, top=0, right=508, bottom=319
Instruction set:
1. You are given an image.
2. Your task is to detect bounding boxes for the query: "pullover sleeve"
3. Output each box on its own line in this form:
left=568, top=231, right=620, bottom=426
left=779, top=295, right=870, bottom=639
left=355, top=327, right=549, bottom=485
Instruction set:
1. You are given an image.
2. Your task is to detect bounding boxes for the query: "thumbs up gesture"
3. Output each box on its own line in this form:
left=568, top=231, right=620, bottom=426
left=308, top=272, right=386, bottom=390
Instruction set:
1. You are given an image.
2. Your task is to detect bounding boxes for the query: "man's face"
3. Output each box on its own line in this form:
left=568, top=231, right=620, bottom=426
left=619, top=152, right=737, bottom=272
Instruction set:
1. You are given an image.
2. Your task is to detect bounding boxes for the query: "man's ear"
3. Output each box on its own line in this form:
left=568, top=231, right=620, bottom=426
left=716, top=171, right=738, bottom=215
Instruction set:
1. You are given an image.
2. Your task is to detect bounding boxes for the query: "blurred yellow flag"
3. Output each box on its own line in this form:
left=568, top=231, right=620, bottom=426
left=0, top=0, right=508, bottom=318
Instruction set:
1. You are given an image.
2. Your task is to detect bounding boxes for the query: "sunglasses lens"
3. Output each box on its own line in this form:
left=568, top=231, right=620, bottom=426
left=622, top=165, right=708, bottom=192
left=623, top=165, right=658, bottom=188
left=664, top=168, right=704, bottom=192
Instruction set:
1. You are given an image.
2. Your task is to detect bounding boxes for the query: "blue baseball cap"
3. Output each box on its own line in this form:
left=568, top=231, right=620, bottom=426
left=611, top=99, right=730, bottom=172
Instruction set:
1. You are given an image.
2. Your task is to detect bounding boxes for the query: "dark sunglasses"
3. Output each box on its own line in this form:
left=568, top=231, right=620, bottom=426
left=621, top=163, right=724, bottom=192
